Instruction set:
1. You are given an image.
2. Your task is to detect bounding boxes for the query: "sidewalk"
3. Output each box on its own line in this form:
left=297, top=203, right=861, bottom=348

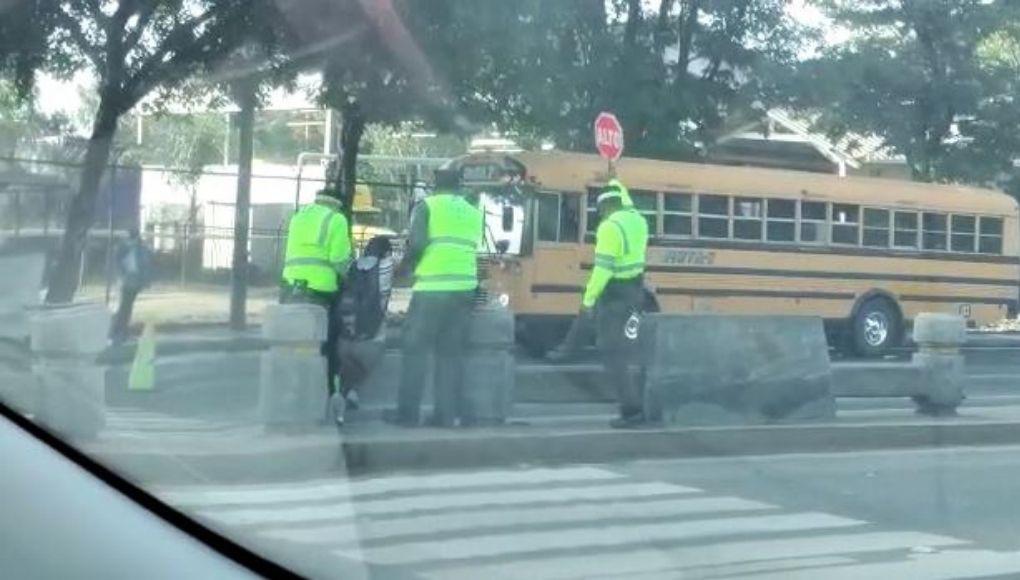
left=79, top=285, right=413, bottom=331
left=81, top=402, right=1020, bottom=485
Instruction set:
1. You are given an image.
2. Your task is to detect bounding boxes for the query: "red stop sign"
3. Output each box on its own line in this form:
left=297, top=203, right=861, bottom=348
left=594, top=112, right=624, bottom=161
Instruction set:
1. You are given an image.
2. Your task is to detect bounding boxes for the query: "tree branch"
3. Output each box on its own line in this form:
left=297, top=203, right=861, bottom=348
left=677, top=0, right=701, bottom=70
left=123, top=3, right=157, bottom=53
left=623, top=0, right=642, bottom=50
left=54, top=7, right=103, bottom=69
left=125, top=10, right=220, bottom=100
left=654, top=0, right=676, bottom=58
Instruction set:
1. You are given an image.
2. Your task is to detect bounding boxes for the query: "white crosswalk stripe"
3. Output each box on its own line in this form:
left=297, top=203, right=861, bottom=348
left=158, top=465, right=1020, bottom=579
left=103, top=408, right=251, bottom=437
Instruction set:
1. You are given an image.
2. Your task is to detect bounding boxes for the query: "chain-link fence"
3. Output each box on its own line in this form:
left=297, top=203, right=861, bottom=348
left=0, top=155, right=434, bottom=292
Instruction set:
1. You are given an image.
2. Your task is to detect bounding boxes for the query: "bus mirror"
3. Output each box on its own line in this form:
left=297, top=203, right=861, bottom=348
left=495, top=240, right=510, bottom=254
left=502, top=205, right=515, bottom=232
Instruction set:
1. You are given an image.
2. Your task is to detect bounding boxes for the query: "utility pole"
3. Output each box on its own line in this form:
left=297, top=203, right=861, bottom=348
left=230, top=77, right=257, bottom=331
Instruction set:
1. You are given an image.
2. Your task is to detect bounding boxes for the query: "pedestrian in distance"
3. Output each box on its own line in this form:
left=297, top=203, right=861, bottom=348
left=388, top=168, right=483, bottom=428
left=109, top=228, right=153, bottom=344
left=549, top=179, right=649, bottom=429
left=280, top=188, right=353, bottom=427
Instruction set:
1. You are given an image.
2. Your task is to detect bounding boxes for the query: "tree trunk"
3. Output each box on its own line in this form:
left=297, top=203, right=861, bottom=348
left=339, top=99, right=365, bottom=229
left=46, top=97, right=120, bottom=303
left=229, top=79, right=257, bottom=330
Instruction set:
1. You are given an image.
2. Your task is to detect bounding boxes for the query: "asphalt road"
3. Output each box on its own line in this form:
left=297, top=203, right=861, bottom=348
left=154, top=445, right=1020, bottom=579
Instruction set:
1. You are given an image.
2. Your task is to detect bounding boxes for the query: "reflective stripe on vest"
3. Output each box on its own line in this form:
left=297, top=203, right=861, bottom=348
left=414, top=193, right=482, bottom=292
left=599, top=209, right=647, bottom=280
left=282, top=203, right=348, bottom=293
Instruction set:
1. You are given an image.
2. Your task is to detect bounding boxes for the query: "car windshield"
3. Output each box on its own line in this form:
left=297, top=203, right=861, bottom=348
left=4, top=1, right=1020, bottom=578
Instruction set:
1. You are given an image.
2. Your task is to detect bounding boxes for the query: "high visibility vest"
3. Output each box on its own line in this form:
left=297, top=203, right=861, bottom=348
left=282, top=199, right=352, bottom=293
left=593, top=208, right=648, bottom=280
left=414, top=193, right=483, bottom=292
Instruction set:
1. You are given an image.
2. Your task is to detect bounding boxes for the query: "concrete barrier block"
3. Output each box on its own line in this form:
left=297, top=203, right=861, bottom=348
left=0, top=252, right=45, bottom=341
left=645, top=315, right=835, bottom=424
left=30, top=303, right=110, bottom=355
left=259, top=349, right=327, bottom=425
left=913, top=313, right=966, bottom=347
left=0, top=368, right=37, bottom=415
left=262, top=303, right=328, bottom=343
left=0, top=339, right=34, bottom=414
left=912, top=351, right=965, bottom=412
left=469, top=307, right=515, bottom=348
left=34, top=361, right=105, bottom=439
left=464, top=351, right=514, bottom=424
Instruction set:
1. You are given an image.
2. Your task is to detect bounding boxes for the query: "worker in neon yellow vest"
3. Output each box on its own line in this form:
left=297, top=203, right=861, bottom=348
left=281, top=189, right=352, bottom=426
left=552, top=178, right=649, bottom=428
left=390, top=168, right=483, bottom=427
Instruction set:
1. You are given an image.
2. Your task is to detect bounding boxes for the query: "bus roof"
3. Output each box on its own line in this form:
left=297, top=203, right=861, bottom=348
left=507, top=151, right=1018, bottom=216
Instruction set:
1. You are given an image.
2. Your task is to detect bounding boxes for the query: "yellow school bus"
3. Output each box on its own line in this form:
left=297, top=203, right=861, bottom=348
left=456, top=151, right=1020, bottom=356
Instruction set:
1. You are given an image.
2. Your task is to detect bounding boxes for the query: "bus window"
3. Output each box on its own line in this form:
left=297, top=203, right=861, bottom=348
left=894, top=211, right=919, bottom=249
left=631, top=190, right=659, bottom=235
left=863, top=208, right=890, bottom=248
left=831, top=203, right=860, bottom=245
left=663, top=193, right=692, bottom=237
left=766, top=199, right=796, bottom=242
left=698, top=194, right=729, bottom=239
left=979, top=217, right=1004, bottom=254
left=560, top=194, right=581, bottom=243
left=536, top=193, right=560, bottom=242
left=734, top=198, right=763, bottom=240
left=951, top=215, right=976, bottom=253
left=585, top=188, right=599, bottom=234
left=800, top=201, right=827, bottom=244
left=923, top=212, right=948, bottom=251
left=536, top=191, right=581, bottom=243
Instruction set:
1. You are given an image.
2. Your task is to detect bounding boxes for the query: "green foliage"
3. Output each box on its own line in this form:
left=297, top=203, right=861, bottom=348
left=311, top=0, right=805, bottom=161
left=362, top=123, right=466, bottom=159
left=787, top=0, right=1020, bottom=185
left=138, top=112, right=226, bottom=185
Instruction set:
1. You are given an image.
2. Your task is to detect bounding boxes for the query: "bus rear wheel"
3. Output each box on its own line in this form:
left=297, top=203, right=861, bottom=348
left=852, top=298, right=901, bottom=357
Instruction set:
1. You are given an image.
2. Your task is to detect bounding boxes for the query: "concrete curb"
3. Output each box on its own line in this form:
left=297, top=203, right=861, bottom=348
left=87, top=417, right=1020, bottom=484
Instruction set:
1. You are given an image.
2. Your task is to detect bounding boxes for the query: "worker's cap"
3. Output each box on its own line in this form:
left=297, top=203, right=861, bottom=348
left=315, top=191, right=343, bottom=208
left=434, top=168, right=463, bottom=190
left=596, top=182, right=625, bottom=204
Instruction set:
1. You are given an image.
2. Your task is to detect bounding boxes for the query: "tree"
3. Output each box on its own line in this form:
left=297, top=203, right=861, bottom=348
left=296, top=0, right=804, bottom=218
left=786, top=0, right=1020, bottom=184
left=0, top=0, right=286, bottom=302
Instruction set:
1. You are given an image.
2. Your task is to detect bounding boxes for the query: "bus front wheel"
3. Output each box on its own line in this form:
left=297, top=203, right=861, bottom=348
left=852, top=298, right=901, bottom=357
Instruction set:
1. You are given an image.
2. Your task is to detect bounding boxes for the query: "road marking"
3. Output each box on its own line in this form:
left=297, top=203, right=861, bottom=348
left=598, top=556, right=856, bottom=580
left=159, top=466, right=626, bottom=506
left=967, top=373, right=1020, bottom=381
left=260, top=495, right=776, bottom=546
left=335, top=512, right=864, bottom=566
left=160, top=465, right=1015, bottom=578
left=197, top=482, right=692, bottom=527
left=745, top=548, right=1020, bottom=580
left=422, top=531, right=968, bottom=580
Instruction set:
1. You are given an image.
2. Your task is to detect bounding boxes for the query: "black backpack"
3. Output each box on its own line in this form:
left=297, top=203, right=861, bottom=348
left=339, top=236, right=393, bottom=340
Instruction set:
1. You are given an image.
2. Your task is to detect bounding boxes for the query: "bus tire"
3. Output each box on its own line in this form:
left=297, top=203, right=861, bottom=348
left=852, top=297, right=901, bottom=357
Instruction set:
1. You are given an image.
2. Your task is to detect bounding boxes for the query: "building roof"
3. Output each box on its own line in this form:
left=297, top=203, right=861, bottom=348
left=714, top=108, right=904, bottom=170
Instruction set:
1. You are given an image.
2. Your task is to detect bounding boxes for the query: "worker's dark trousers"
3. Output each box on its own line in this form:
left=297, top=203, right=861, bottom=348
left=398, top=290, right=474, bottom=426
left=109, top=286, right=141, bottom=342
left=596, top=280, right=645, bottom=419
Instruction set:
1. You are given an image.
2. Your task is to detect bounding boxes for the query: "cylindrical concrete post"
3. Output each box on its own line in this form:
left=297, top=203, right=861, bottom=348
left=911, top=312, right=966, bottom=415
left=30, top=302, right=110, bottom=439
left=463, top=306, right=515, bottom=426
left=259, top=303, right=329, bottom=429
